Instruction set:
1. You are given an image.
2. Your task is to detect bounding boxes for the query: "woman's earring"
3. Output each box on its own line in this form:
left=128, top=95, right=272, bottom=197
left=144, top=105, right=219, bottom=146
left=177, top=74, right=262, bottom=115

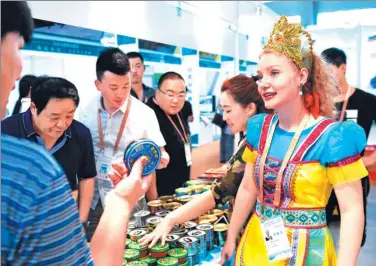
left=299, top=84, right=304, bottom=96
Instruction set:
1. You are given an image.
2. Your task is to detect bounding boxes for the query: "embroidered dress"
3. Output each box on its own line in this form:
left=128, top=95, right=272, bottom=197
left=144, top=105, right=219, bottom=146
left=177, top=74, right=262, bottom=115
left=236, top=113, right=368, bottom=266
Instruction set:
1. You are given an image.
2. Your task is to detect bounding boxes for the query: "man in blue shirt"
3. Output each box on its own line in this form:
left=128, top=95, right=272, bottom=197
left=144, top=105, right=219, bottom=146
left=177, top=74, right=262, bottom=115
left=1, top=2, right=153, bottom=265
left=2, top=76, right=96, bottom=225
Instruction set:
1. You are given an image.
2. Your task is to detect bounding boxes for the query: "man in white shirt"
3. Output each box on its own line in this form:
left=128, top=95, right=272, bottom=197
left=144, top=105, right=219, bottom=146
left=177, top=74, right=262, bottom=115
left=79, top=48, right=169, bottom=241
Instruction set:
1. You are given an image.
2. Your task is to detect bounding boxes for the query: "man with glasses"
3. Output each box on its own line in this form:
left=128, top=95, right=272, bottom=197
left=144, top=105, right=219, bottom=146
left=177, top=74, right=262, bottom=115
left=147, top=72, right=191, bottom=196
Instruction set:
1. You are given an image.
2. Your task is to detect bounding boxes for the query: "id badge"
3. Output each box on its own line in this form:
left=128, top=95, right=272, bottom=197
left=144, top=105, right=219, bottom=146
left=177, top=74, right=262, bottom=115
left=96, top=153, right=113, bottom=181
left=261, top=215, right=292, bottom=262
left=184, top=143, right=192, bottom=167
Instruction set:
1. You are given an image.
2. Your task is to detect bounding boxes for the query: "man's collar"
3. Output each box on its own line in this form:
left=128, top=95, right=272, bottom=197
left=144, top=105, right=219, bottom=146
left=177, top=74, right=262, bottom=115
left=98, top=95, right=129, bottom=114
left=22, top=108, right=72, bottom=138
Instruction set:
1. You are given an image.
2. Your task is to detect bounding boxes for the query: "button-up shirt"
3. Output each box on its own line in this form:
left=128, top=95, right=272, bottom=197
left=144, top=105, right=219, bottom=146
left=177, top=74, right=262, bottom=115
left=79, top=94, right=166, bottom=209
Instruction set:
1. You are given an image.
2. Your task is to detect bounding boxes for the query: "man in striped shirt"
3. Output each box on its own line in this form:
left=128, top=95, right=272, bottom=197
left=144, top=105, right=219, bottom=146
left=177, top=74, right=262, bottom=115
left=1, top=2, right=152, bottom=265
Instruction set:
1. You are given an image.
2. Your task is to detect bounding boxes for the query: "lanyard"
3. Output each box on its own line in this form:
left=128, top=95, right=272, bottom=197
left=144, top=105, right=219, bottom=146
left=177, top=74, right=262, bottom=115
left=166, top=113, right=189, bottom=143
left=258, top=114, right=310, bottom=208
left=339, top=86, right=352, bottom=122
left=97, top=97, right=132, bottom=154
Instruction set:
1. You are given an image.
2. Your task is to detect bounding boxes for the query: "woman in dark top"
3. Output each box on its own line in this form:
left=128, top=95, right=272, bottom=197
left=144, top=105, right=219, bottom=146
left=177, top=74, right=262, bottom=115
left=12, top=74, right=36, bottom=115
left=140, top=74, right=270, bottom=247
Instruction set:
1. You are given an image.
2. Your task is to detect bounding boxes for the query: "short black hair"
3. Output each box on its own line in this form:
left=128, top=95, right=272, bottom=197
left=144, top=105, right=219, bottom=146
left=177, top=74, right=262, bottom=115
left=158, top=71, right=185, bottom=89
left=1, top=1, right=34, bottom=43
left=31, top=76, right=80, bottom=115
left=321, top=47, right=347, bottom=67
left=127, top=51, right=144, bottom=63
left=96, top=48, right=130, bottom=81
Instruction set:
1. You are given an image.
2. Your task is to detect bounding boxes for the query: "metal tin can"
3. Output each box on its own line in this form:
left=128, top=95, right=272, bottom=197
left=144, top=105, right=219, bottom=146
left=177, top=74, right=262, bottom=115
left=178, top=237, right=198, bottom=266
left=211, top=209, right=224, bottom=218
left=171, top=228, right=189, bottom=237
left=175, top=187, right=192, bottom=197
left=184, top=221, right=197, bottom=230
left=158, top=195, right=175, bottom=203
left=124, top=139, right=161, bottom=176
left=155, top=210, right=171, bottom=218
left=156, top=257, right=179, bottom=266
left=165, top=234, right=180, bottom=248
left=196, top=224, right=214, bottom=251
left=146, top=216, right=162, bottom=232
left=162, top=202, right=181, bottom=211
left=139, top=255, right=158, bottom=266
left=187, top=230, right=207, bottom=262
left=147, top=200, right=165, bottom=214
left=124, top=249, right=140, bottom=262
left=175, top=195, right=192, bottom=205
left=198, top=214, right=217, bottom=224
left=129, top=220, right=137, bottom=230
left=185, top=180, right=201, bottom=187
left=134, top=210, right=151, bottom=228
left=129, top=229, right=148, bottom=241
left=167, top=248, right=188, bottom=264
left=214, top=223, right=228, bottom=247
left=149, top=242, right=170, bottom=259
left=128, top=241, right=149, bottom=258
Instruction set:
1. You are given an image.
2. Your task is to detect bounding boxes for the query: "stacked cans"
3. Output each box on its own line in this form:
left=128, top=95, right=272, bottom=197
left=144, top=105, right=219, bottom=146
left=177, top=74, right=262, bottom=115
left=178, top=236, right=198, bottom=266
left=187, top=230, right=206, bottom=261
left=196, top=224, right=214, bottom=251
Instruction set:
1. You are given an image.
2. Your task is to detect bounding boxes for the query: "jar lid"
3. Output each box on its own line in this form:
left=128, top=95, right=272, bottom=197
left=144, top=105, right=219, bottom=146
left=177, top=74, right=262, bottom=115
left=124, top=249, right=140, bottom=260
left=149, top=242, right=169, bottom=252
left=124, top=139, right=161, bottom=176
left=146, top=216, right=162, bottom=225
left=128, top=241, right=148, bottom=251
left=167, top=248, right=188, bottom=259
left=139, top=255, right=157, bottom=264
left=187, top=230, right=205, bottom=237
left=214, top=223, right=229, bottom=232
left=157, top=257, right=179, bottom=266
left=126, top=262, right=148, bottom=266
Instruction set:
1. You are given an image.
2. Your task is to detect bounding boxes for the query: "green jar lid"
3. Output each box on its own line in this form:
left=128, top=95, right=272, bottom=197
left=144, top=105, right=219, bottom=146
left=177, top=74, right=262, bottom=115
left=179, top=261, right=188, bottom=266
left=167, top=248, right=188, bottom=259
left=157, top=257, right=179, bottom=266
left=128, top=241, right=148, bottom=251
left=126, top=239, right=132, bottom=248
left=149, top=242, right=169, bottom=253
left=126, top=262, right=148, bottom=266
left=140, top=255, right=157, bottom=264
left=124, top=249, right=140, bottom=260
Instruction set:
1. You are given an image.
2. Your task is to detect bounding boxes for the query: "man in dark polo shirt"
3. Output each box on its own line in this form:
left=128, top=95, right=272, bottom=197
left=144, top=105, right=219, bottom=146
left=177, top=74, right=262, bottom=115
left=127, top=51, right=156, bottom=103
left=322, top=47, right=376, bottom=247
left=1, top=76, right=97, bottom=226
left=147, top=72, right=191, bottom=196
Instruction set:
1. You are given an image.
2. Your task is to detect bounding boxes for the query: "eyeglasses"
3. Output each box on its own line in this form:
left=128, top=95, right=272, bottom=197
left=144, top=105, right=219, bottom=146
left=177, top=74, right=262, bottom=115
left=159, top=89, right=187, bottom=100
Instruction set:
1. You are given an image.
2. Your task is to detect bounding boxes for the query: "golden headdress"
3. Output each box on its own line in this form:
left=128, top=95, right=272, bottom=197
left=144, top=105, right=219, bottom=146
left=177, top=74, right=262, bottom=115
left=263, top=15, right=314, bottom=72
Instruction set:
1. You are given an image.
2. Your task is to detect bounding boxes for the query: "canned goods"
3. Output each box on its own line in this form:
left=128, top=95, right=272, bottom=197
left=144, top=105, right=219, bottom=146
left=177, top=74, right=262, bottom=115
left=146, top=216, right=162, bottom=232
left=134, top=211, right=151, bottom=227
left=187, top=230, right=207, bottom=261
left=185, top=180, right=201, bottom=187
left=139, top=255, right=157, bottom=266
left=175, top=195, right=192, bottom=205
left=171, top=228, right=189, bottom=237
left=190, top=185, right=205, bottom=195
left=165, top=234, right=180, bottom=248
left=211, top=209, right=224, bottom=218
left=126, top=261, right=148, bottom=266
left=162, top=202, right=181, bottom=211
left=147, top=200, right=165, bottom=214
left=124, top=249, right=140, bottom=262
left=155, top=210, right=171, bottom=218
left=178, top=237, right=198, bottom=256
left=129, top=229, right=148, bottom=241
left=214, top=223, right=228, bottom=247
left=149, top=242, right=170, bottom=259
left=196, top=224, right=214, bottom=251
left=129, top=220, right=137, bottom=230
left=175, top=187, right=192, bottom=197
left=158, top=195, right=175, bottom=203
left=157, top=257, right=179, bottom=266
left=128, top=241, right=149, bottom=258
left=124, top=139, right=161, bottom=176
left=184, top=221, right=197, bottom=230
left=199, top=214, right=217, bottom=224
left=167, top=248, right=188, bottom=264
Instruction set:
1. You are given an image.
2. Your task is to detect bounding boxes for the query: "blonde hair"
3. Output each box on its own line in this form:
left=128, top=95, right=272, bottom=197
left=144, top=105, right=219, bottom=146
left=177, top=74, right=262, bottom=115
left=306, top=53, right=340, bottom=118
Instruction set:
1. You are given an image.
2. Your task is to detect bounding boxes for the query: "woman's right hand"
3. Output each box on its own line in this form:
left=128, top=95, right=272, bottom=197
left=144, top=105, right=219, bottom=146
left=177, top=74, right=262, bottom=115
left=138, top=216, right=175, bottom=248
left=218, top=239, right=236, bottom=265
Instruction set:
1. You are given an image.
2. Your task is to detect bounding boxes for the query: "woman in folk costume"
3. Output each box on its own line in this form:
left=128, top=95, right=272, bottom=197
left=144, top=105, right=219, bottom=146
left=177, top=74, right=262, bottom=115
left=220, top=16, right=368, bottom=266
